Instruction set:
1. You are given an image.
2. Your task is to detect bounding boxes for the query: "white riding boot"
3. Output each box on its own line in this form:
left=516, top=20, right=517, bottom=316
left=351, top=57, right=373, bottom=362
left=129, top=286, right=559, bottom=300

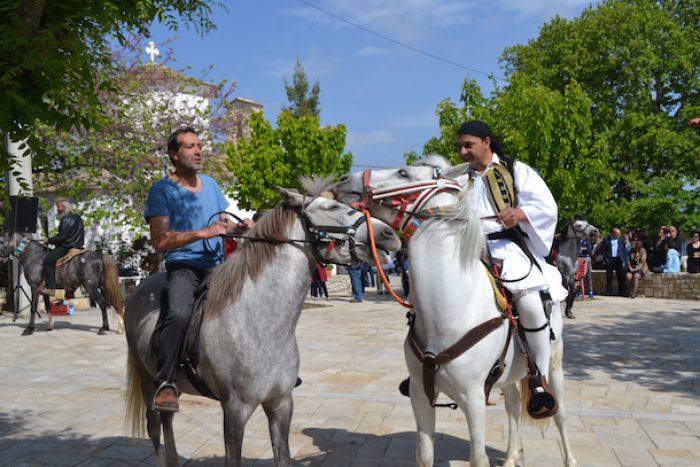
left=514, top=291, right=558, bottom=418
left=514, top=291, right=551, bottom=379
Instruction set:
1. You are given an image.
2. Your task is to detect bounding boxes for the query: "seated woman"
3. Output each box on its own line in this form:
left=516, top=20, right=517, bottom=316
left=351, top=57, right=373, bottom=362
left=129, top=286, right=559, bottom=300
left=626, top=240, right=649, bottom=298
left=661, top=239, right=681, bottom=273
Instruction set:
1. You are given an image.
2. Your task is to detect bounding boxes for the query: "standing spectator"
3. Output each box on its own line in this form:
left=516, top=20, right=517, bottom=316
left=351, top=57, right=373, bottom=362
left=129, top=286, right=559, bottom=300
left=578, top=236, right=594, bottom=297
left=376, top=254, right=395, bottom=295
left=591, top=231, right=605, bottom=270
left=347, top=261, right=364, bottom=303
left=626, top=240, right=649, bottom=299
left=661, top=239, right=681, bottom=273
left=315, top=264, right=329, bottom=300
left=602, top=227, right=628, bottom=296
left=687, top=230, right=700, bottom=273
left=361, top=261, right=376, bottom=288
left=648, top=226, right=669, bottom=271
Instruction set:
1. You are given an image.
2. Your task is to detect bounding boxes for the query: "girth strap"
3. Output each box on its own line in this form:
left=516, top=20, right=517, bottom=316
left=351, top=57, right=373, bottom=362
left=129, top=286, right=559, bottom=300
left=408, top=316, right=505, bottom=407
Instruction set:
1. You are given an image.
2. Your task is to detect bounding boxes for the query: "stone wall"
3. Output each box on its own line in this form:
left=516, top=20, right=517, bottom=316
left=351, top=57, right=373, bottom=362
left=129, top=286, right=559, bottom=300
left=591, top=270, right=700, bottom=300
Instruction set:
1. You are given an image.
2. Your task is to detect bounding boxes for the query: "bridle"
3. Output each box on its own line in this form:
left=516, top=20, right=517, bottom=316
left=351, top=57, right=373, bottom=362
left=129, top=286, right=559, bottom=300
left=210, top=196, right=370, bottom=265
left=352, top=168, right=462, bottom=241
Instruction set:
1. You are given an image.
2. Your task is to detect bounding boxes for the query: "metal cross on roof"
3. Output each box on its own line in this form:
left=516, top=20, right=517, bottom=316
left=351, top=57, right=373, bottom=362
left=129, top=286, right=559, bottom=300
left=145, top=41, right=160, bottom=63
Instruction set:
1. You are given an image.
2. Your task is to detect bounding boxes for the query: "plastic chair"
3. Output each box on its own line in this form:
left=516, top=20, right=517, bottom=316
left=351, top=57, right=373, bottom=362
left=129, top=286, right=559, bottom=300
left=573, top=257, right=589, bottom=299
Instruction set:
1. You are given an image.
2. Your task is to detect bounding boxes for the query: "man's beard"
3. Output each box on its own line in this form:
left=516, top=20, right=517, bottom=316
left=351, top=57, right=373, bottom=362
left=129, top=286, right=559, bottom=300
left=56, top=211, right=67, bottom=220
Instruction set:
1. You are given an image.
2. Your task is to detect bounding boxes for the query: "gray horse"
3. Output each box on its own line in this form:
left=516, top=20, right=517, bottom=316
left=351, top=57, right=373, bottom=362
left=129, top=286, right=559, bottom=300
left=4, top=237, right=124, bottom=335
left=556, top=219, right=599, bottom=318
left=124, top=186, right=401, bottom=467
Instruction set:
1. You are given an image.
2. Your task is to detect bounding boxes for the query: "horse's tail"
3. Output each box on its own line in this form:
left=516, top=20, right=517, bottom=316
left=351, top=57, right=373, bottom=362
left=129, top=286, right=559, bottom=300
left=125, top=349, right=147, bottom=438
left=102, top=254, right=125, bottom=332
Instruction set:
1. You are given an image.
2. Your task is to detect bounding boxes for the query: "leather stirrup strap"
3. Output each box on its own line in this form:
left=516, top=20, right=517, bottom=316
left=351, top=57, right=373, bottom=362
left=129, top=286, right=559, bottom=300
left=484, top=319, right=513, bottom=402
left=409, top=316, right=504, bottom=406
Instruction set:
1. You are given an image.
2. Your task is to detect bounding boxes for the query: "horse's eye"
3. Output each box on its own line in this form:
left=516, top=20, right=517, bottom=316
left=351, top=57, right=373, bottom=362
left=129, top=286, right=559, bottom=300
left=327, top=204, right=341, bottom=211
left=398, top=169, right=409, bottom=178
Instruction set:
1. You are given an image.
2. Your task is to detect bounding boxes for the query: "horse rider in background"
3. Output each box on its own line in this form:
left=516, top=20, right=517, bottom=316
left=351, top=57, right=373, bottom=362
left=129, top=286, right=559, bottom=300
left=145, top=127, right=254, bottom=413
left=453, top=120, right=567, bottom=418
left=38, top=198, right=85, bottom=296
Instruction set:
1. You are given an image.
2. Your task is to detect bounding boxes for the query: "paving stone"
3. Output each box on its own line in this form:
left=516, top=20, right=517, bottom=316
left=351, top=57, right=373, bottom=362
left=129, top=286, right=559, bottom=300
left=1, top=282, right=699, bottom=466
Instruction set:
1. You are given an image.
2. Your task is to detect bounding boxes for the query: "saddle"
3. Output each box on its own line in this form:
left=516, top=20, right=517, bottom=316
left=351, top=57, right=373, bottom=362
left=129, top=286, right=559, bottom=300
left=55, top=248, right=88, bottom=268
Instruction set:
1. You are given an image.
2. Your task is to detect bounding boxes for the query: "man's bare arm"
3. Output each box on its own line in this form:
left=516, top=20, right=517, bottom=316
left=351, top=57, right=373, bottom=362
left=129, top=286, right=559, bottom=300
left=148, top=216, right=227, bottom=252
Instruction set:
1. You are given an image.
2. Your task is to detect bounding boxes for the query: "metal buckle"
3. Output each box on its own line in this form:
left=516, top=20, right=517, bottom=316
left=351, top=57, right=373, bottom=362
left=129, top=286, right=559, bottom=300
left=423, top=352, right=439, bottom=372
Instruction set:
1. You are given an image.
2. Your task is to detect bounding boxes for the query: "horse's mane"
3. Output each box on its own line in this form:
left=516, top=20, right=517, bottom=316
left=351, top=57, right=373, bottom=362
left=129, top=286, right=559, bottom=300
left=207, top=203, right=298, bottom=316
left=420, top=187, right=485, bottom=270
left=207, top=175, right=335, bottom=316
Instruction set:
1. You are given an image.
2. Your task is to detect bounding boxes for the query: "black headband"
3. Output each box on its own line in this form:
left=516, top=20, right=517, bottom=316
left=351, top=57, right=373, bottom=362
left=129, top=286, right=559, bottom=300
left=457, top=120, right=492, bottom=139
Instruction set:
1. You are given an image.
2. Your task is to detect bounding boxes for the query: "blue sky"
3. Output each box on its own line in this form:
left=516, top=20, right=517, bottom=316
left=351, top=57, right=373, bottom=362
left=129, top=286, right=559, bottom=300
left=150, top=0, right=595, bottom=170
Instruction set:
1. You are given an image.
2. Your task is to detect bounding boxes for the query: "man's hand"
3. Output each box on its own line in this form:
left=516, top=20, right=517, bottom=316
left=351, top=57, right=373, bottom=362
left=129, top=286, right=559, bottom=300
left=497, top=208, right=527, bottom=229
left=210, top=217, right=255, bottom=237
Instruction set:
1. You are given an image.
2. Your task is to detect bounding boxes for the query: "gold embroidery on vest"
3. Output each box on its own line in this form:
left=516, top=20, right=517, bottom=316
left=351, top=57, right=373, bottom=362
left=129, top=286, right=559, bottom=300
left=483, top=162, right=517, bottom=214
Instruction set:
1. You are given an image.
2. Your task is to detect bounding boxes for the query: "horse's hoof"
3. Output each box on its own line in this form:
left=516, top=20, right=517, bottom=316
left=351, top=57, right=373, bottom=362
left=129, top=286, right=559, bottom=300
left=22, top=327, right=34, bottom=336
left=47, top=324, right=54, bottom=331
left=97, top=328, right=107, bottom=336
left=566, top=313, right=576, bottom=319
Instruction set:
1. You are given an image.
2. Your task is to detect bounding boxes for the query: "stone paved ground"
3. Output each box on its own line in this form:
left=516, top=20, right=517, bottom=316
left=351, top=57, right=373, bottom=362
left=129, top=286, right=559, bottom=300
left=0, top=276, right=698, bottom=466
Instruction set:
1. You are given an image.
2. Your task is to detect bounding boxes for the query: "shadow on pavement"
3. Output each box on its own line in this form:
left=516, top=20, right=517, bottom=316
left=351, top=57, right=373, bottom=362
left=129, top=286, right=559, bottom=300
left=564, top=307, right=700, bottom=396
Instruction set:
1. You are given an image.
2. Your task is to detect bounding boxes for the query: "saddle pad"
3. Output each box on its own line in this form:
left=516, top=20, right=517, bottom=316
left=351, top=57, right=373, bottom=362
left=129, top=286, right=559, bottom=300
left=56, top=248, right=88, bottom=267
left=485, top=265, right=508, bottom=311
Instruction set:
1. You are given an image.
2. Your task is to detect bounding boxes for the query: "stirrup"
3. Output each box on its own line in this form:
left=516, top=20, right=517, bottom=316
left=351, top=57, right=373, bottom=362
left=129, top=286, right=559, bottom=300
left=526, top=375, right=558, bottom=419
left=153, top=382, right=179, bottom=412
left=398, top=377, right=410, bottom=397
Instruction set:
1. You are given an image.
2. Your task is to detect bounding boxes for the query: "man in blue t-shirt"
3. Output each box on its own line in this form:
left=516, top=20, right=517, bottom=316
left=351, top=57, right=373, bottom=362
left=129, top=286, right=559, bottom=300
left=145, top=127, right=253, bottom=412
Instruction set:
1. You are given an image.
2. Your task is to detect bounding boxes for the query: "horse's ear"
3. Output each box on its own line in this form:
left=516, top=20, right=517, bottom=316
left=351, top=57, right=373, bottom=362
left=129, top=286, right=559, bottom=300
left=442, top=162, right=469, bottom=179
left=276, top=187, right=304, bottom=207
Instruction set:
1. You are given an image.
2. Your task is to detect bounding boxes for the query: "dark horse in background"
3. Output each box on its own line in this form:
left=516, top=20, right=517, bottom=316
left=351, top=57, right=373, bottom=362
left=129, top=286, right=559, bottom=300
left=4, top=237, right=124, bottom=336
left=555, top=219, right=599, bottom=319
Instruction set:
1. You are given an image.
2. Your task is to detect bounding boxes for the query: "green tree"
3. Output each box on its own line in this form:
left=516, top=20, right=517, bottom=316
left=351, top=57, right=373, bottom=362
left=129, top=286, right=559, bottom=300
left=0, top=0, right=219, bottom=169
left=283, top=59, right=320, bottom=118
left=226, top=111, right=352, bottom=210
left=412, top=0, right=699, bottom=233
left=501, top=0, right=699, bottom=232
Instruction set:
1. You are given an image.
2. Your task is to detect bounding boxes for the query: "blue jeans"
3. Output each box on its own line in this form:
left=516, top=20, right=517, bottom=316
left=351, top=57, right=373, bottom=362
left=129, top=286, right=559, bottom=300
left=348, top=263, right=364, bottom=301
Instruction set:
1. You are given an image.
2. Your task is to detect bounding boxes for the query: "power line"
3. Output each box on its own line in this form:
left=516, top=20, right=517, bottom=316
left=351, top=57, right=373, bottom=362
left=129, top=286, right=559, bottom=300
left=293, top=0, right=505, bottom=82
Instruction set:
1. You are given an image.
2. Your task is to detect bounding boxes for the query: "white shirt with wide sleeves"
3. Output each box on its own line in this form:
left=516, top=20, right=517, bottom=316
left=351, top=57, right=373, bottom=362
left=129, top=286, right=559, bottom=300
left=455, top=154, right=567, bottom=301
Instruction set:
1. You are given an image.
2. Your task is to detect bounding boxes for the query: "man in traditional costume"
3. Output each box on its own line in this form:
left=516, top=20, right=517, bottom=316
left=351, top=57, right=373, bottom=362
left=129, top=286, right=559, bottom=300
left=453, top=120, right=567, bottom=418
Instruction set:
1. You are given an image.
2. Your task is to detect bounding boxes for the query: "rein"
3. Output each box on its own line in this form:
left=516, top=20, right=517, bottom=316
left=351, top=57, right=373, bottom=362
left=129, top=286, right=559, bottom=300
left=362, top=209, right=413, bottom=309
left=211, top=197, right=370, bottom=265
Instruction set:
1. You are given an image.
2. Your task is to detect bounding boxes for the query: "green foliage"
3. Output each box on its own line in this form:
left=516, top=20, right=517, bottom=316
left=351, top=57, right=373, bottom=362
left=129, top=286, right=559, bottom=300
left=0, top=0, right=219, bottom=170
left=226, top=111, right=352, bottom=210
left=283, top=59, right=321, bottom=118
left=411, top=0, right=699, bottom=235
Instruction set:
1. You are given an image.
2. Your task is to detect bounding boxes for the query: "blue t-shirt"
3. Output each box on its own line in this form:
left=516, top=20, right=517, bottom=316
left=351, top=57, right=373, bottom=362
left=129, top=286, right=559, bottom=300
left=145, top=175, right=229, bottom=269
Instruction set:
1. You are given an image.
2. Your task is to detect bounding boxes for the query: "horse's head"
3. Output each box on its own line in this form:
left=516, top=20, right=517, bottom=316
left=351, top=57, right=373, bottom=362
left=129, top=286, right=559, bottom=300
left=277, top=187, right=401, bottom=264
left=333, top=156, right=468, bottom=230
left=569, top=219, right=600, bottom=240
left=0, top=233, right=32, bottom=259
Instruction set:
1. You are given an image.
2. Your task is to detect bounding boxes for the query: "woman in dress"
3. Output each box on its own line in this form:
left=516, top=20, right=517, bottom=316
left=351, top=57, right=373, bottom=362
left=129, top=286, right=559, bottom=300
left=626, top=240, right=649, bottom=298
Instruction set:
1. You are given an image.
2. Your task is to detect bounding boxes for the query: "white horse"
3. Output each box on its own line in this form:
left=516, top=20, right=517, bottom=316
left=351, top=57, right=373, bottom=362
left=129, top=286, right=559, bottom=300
left=334, top=156, right=577, bottom=467
left=124, top=184, right=401, bottom=467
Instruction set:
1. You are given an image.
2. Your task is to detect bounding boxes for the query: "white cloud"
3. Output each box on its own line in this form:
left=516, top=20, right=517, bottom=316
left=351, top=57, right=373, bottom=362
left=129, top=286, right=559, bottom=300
left=495, top=0, right=596, bottom=20
left=347, top=130, right=397, bottom=146
left=284, top=0, right=480, bottom=43
left=285, top=0, right=596, bottom=42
